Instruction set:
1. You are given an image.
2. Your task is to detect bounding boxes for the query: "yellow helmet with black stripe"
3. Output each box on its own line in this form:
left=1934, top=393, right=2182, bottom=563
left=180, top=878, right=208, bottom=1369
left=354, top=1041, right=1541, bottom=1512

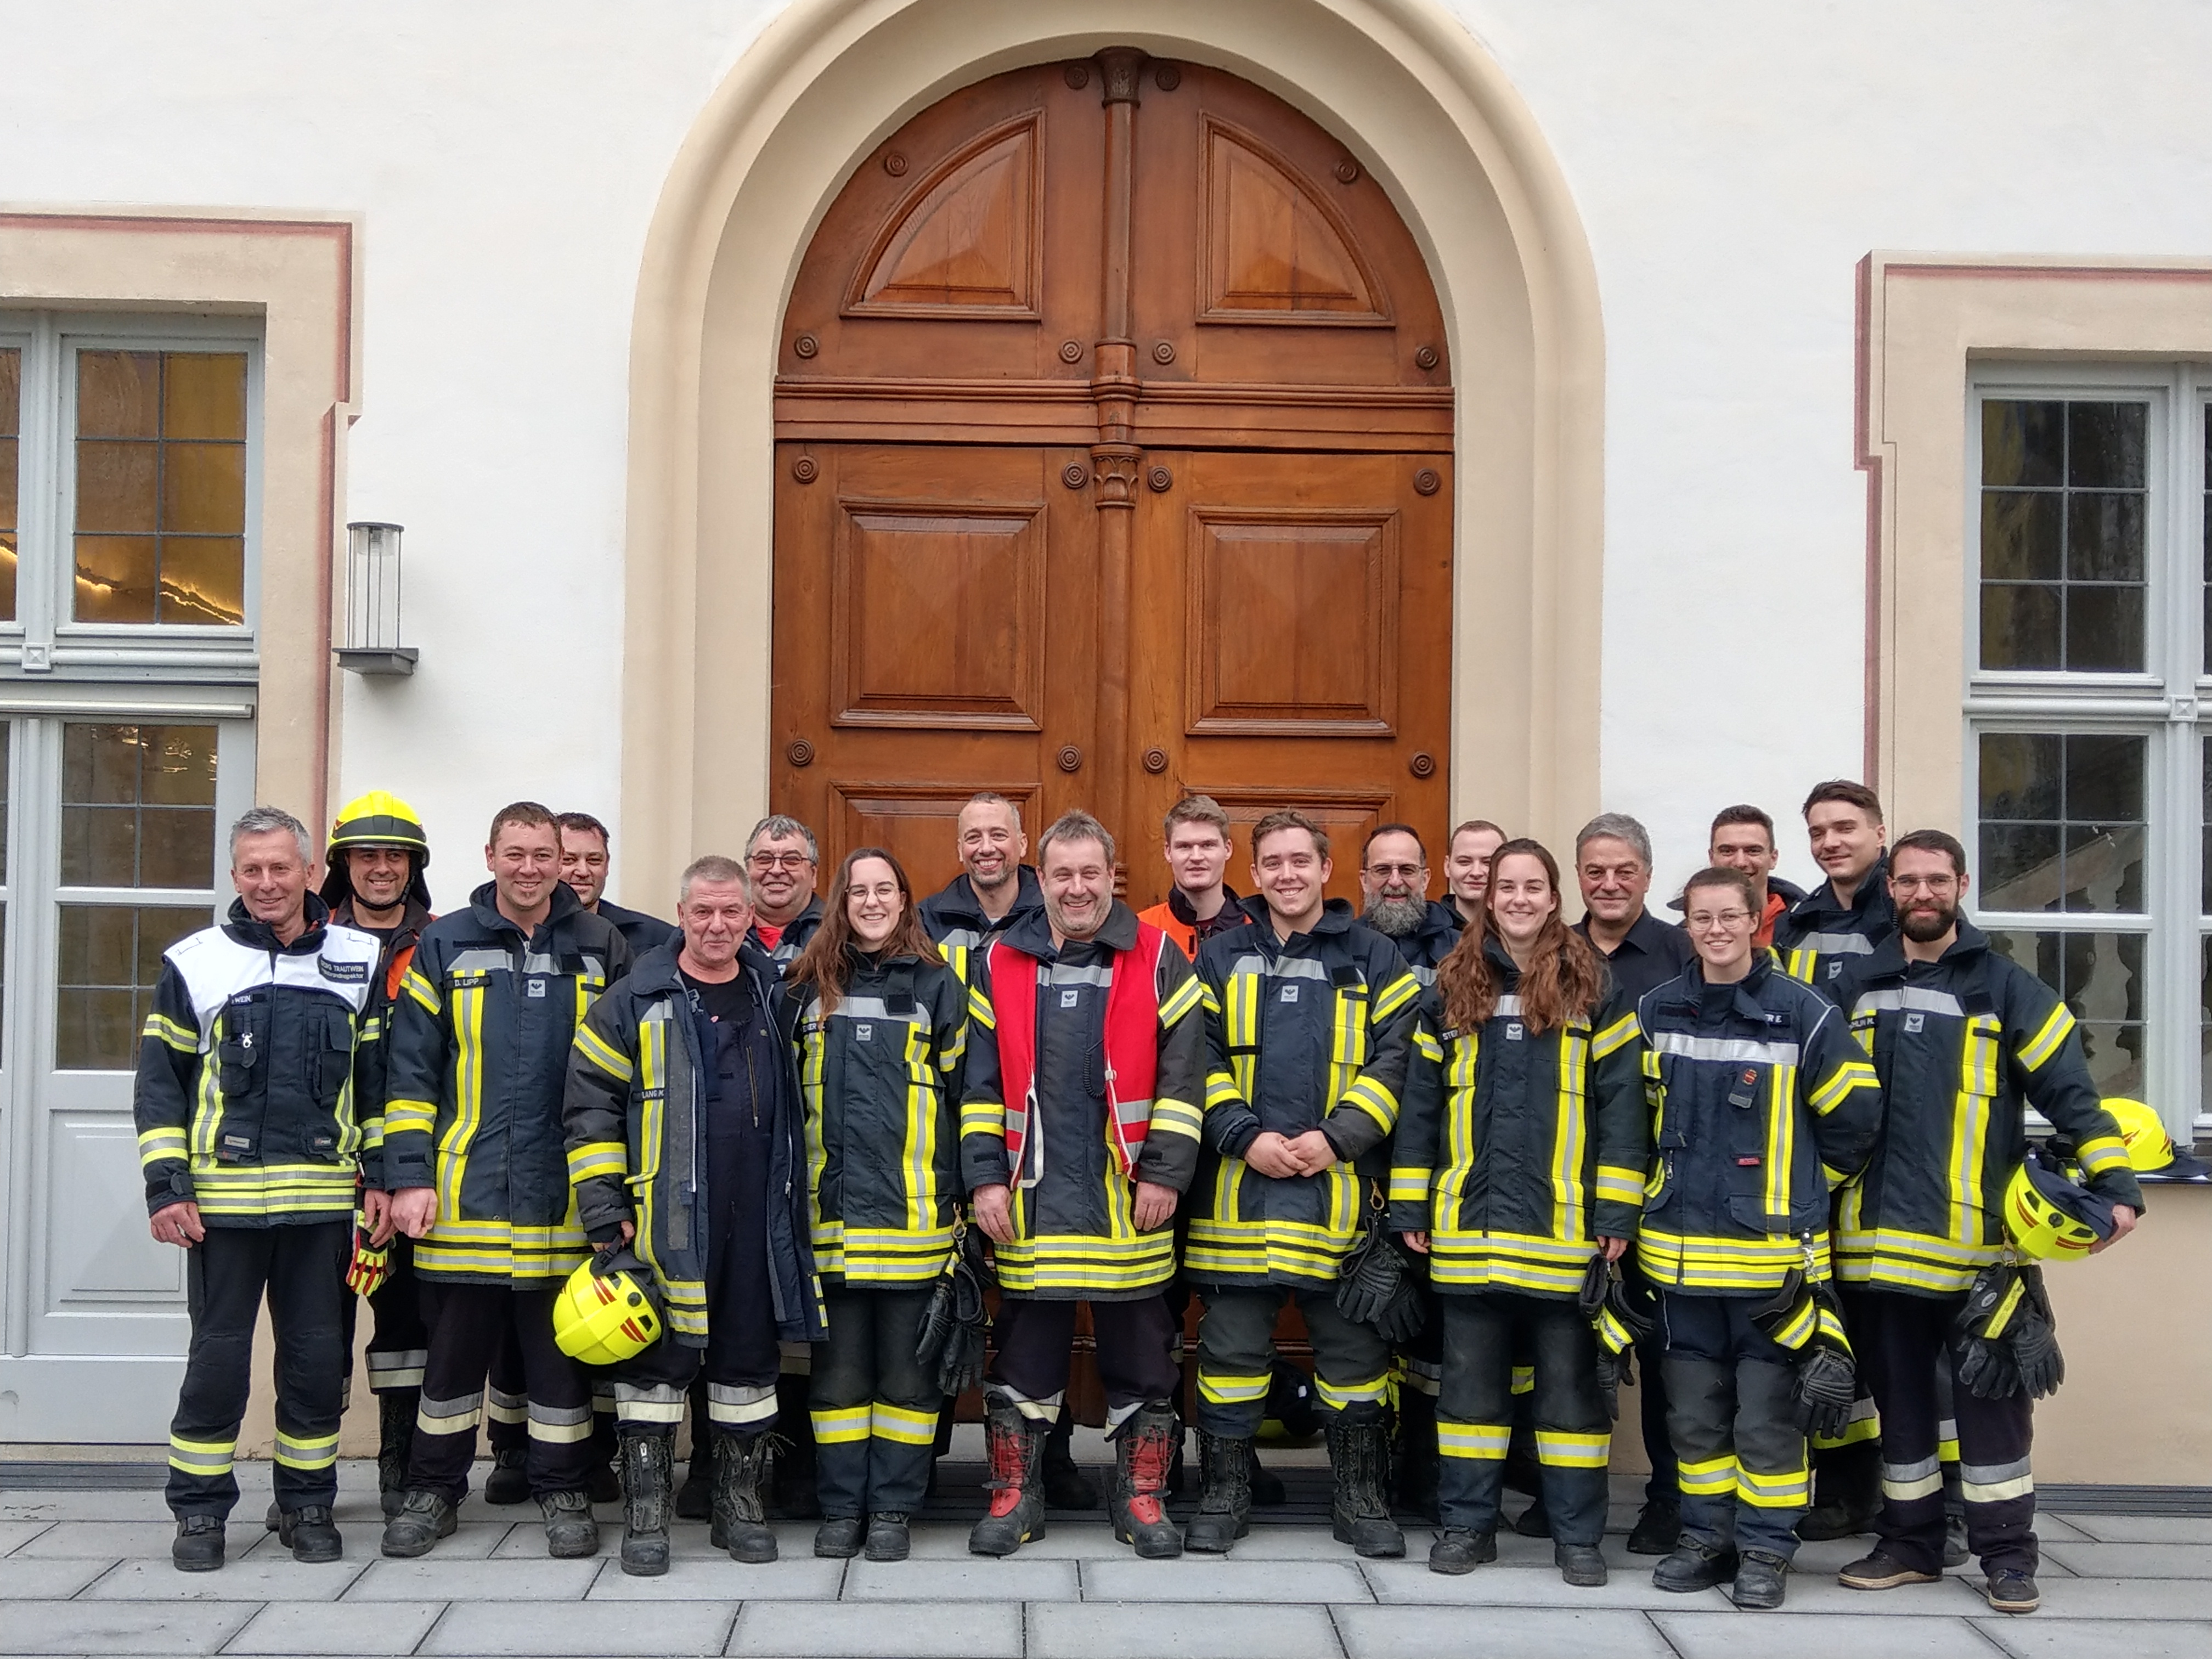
left=552, top=1252, right=664, bottom=1365
left=2001, top=1148, right=2115, bottom=1262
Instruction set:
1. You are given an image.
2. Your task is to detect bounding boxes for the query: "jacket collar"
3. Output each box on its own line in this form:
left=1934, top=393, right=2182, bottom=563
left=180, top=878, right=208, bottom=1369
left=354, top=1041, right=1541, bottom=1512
left=1167, top=882, right=1239, bottom=927
left=466, top=876, right=584, bottom=940
left=931, top=865, right=1045, bottom=931
left=1790, top=853, right=1894, bottom=927
left=1673, top=953, right=1778, bottom=1025
left=332, top=894, right=431, bottom=938
left=223, top=891, right=332, bottom=955
left=1860, top=915, right=1987, bottom=981
left=1000, top=896, right=1140, bottom=957
left=630, top=936, right=780, bottom=997
left=1233, top=892, right=1354, bottom=946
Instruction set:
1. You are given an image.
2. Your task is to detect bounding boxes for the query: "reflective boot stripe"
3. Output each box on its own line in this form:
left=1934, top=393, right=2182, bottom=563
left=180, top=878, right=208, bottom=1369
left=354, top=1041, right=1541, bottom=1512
left=485, top=1386, right=529, bottom=1425
left=706, top=1383, right=778, bottom=1427
left=529, top=1401, right=595, bottom=1443
left=417, top=1391, right=484, bottom=1436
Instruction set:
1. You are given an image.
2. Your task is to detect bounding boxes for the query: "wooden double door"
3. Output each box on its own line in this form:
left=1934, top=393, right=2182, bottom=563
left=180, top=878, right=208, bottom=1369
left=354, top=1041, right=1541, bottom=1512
left=771, top=52, right=1453, bottom=905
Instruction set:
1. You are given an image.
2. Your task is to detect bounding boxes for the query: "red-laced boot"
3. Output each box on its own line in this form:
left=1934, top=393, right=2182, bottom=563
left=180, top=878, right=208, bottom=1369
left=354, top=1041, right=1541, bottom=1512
left=1110, top=1402, right=1184, bottom=1560
left=967, top=1397, right=1047, bottom=1557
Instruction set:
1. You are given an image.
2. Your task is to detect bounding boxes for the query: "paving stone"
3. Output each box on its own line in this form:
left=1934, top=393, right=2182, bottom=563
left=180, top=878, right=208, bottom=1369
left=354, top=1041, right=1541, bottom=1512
left=1970, top=1616, right=2212, bottom=1659
left=92, top=1553, right=372, bottom=1601
left=1987, top=1575, right=2212, bottom=1620
left=2040, top=1543, right=2212, bottom=1578
left=729, top=1598, right=1022, bottom=1657
left=421, top=1598, right=736, bottom=1656
left=1189, top=1527, right=1440, bottom=1561
left=9, top=1521, right=256, bottom=1559
left=0, top=1558, right=110, bottom=1599
left=342, top=1554, right=603, bottom=1600
left=845, top=1554, right=1078, bottom=1600
left=1651, top=1611, right=1998, bottom=1659
left=1336, top=1604, right=1673, bottom=1659
left=1362, top=1559, right=1730, bottom=1610
left=0, top=1523, right=55, bottom=1555
left=1028, top=1601, right=1343, bottom=1659
left=901, top=1521, right=1121, bottom=1559
left=223, top=1600, right=447, bottom=1656
left=2027, top=1514, right=2095, bottom=1543
left=2051, top=1515, right=2212, bottom=1545
left=660, top=1522, right=820, bottom=1561
left=1082, top=1556, right=1372, bottom=1604
left=0, top=1601, right=255, bottom=1655
left=0, top=1492, right=172, bottom=1523
left=586, top=1555, right=846, bottom=1600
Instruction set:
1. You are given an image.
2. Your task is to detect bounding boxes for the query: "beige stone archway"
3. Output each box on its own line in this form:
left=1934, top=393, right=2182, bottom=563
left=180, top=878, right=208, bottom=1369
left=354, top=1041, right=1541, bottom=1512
left=618, top=0, right=1605, bottom=902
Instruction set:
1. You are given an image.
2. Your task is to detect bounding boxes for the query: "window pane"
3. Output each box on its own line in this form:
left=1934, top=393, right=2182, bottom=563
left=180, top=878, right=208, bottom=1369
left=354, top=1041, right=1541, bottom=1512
left=1979, top=397, right=2147, bottom=673
left=1984, top=928, right=2146, bottom=1096
left=58, top=724, right=218, bottom=888
left=55, top=905, right=201, bottom=1070
left=1977, top=731, right=2146, bottom=913
left=1, top=346, right=18, bottom=623
left=72, top=349, right=247, bottom=629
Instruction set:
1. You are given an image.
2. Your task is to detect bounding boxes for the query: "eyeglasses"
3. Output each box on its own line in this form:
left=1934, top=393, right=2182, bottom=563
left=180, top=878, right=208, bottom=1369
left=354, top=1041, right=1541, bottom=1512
left=1365, top=864, right=1426, bottom=879
left=748, top=851, right=814, bottom=870
left=1892, top=875, right=1957, bottom=894
left=1685, top=910, right=1753, bottom=932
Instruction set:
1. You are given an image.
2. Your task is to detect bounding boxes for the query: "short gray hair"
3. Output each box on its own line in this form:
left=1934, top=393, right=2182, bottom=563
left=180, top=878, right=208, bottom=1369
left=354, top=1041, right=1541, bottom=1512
left=744, top=815, right=817, bottom=861
left=679, top=854, right=751, bottom=907
left=1038, top=809, right=1114, bottom=869
left=1575, top=812, right=1652, bottom=870
left=230, top=805, right=314, bottom=867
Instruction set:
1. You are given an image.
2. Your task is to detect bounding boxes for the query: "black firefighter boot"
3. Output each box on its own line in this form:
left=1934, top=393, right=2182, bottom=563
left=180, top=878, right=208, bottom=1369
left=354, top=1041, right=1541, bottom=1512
left=1394, top=1388, right=1441, bottom=1523
left=675, top=1379, right=714, bottom=1521
left=1108, top=1403, right=1182, bottom=1559
left=968, top=1399, right=1047, bottom=1556
left=712, top=1431, right=780, bottom=1563
left=618, top=1432, right=674, bottom=1577
left=377, top=1392, right=416, bottom=1521
left=1328, top=1402, right=1407, bottom=1559
left=1185, top=1430, right=1252, bottom=1554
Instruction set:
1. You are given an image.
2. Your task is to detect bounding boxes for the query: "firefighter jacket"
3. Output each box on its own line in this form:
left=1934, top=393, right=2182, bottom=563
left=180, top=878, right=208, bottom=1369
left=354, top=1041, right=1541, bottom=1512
left=330, top=894, right=433, bottom=1191
left=1386, top=899, right=1466, bottom=985
left=1633, top=955, right=1883, bottom=1295
left=1387, top=935, right=1647, bottom=1297
left=960, top=902, right=1207, bottom=1300
left=134, top=895, right=382, bottom=1226
left=384, top=881, right=632, bottom=1284
left=564, top=941, right=826, bottom=1345
left=597, top=899, right=679, bottom=958
left=1135, top=884, right=1246, bottom=961
left=1188, top=898, right=1423, bottom=1288
left=751, top=896, right=824, bottom=979
left=920, top=865, right=1045, bottom=988
left=781, top=947, right=968, bottom=1288
left=1775, top=857, right=1895, bottom=993
left=1831, top=922, right=2144, bottom=1295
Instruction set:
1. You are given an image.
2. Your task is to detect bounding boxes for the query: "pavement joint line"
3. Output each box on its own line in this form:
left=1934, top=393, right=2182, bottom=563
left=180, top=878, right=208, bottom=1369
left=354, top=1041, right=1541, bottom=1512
left=1963, top=1613, right=2029, bottom=1659
left=411, top=1596, right=456, bottom=1656
left=1319, top=1599, right=1354, bottom=1659
left=67, top=1555, right=126, bottom=1599
left=1640, top=1607, right=1690, bottom=1659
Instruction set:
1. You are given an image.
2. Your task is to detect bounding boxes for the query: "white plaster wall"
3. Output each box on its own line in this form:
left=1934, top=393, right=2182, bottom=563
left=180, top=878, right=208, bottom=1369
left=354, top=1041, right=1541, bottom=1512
left=9, top=0, right=2212, bottom=904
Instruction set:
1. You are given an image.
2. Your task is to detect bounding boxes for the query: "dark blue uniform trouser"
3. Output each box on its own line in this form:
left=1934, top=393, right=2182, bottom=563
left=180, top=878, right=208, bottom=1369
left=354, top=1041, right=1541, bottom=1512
left=1436, top=1291, right=1610, bottom=1544
left=1660, top=1291, right=1808, bottom=1559
left=809, top=1284, right=939, bottom=1516
left=167, top=1221, right=349, bottom=1519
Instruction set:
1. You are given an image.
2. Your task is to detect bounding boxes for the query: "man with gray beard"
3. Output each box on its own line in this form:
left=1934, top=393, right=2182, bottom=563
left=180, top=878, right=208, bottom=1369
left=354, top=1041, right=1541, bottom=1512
left=1358, top=825, right=1460, bottom=984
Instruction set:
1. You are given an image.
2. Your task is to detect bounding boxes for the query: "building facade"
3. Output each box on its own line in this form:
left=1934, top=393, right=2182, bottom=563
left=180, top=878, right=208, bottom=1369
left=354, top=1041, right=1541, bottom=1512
left=2, top=0, right=2205, bottom=1479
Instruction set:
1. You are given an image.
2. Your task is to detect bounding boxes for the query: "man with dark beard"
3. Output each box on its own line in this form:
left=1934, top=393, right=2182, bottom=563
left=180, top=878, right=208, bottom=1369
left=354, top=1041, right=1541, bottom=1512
left=1359, top=824, right=1460, bottom=984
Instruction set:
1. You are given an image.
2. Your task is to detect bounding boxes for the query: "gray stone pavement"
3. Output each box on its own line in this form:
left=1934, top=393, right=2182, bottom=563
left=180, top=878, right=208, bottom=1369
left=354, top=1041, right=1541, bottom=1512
left=1, top=1462, right=2208, bottom=1658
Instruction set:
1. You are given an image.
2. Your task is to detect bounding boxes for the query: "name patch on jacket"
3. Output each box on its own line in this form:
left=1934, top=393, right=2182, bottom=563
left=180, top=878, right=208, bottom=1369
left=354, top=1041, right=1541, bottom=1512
left=318, top=957, right=369, bottom=984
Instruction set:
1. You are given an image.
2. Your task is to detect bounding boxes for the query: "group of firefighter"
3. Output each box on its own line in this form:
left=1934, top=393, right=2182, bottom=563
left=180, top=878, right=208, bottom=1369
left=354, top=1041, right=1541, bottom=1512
left=137, top=778, right=2193, bottom=1614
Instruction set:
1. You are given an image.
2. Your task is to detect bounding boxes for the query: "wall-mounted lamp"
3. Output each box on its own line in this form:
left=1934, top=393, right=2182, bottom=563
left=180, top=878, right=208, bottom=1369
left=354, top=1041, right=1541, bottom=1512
left=336, top=521, right=419, bottom=675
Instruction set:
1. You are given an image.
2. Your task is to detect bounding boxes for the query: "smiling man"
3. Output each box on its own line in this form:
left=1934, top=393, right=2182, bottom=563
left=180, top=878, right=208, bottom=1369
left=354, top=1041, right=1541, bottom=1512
left=1774, top=782, right=1894, bottom=990
left=960, top=810, right=1208, bottom=1560
left=742, top=814, right=823, bottom=975
left=557, top=811, right=679, bottom=957
left=1136, top=794, right=1245, bottom=960
left=1359, top=823, right=1461, bottom=983
left=919, top=793, right=1046, bottom=989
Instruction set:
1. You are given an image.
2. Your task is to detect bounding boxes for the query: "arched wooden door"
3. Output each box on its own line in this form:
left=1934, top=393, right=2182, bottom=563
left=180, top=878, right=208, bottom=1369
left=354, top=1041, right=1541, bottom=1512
left=772, top=51, right=1452, bottom=904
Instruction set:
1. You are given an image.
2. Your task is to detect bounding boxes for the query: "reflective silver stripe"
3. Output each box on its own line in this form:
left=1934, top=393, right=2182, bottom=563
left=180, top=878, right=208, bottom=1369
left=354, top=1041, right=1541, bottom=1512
left=1797, top=932, right=1876, bottom=956
left=520, top=951, right=562, bottom=976
left=1883, top=1454, right=1942, bottom=1483
left=1039, top=962, right=1112, bottom=988
left=447, top=948, right=518, bottom=977
left=614, top=1383, right=686, bottom=1424
left=707, top=1383, right=777, bottom=1426
left=366, top=1350, right=428, bottom=1379
left=485, top=1386, right=528, bottom=1424
left=938, top=927, right=985, bottom=952
left=1961, top=1456, right=2032, bottom=1485
left=1409, top=963, right=1438, bottom=985
left=1852, top=986, right=1966, bottom=1019
left=1648, top=1031, right=1802, bottom=1067
left=419, top=1390, right=483, bottom=1421
left=529, top=1401, right=594, bottom=1442
left=831, top=996, right=924, bottom=1023
left=990, top=1383, right=1064, bottom=1423
left=1114, top=1097, right=1153, bottom=1126
left=1494, top=995, right=1523, bottom=1017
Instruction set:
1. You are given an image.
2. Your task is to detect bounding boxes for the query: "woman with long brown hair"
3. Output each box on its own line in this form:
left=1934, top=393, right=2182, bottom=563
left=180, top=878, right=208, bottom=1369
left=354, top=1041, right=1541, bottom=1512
left=1387, top=838, right=1649, bottom=1584
left=778, top=848, right=966, bottom=1564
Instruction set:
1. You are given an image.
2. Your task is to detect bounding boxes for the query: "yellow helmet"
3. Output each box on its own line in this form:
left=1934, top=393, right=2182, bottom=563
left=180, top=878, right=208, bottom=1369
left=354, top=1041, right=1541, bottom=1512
left=2100, top=1097, right=2177, bottom=1174
left=327, top=791, right=431, bottom=863
left=551, top=1253, right=664, bottom=1365
left=2001, top=1149, right=2115, bottom=1263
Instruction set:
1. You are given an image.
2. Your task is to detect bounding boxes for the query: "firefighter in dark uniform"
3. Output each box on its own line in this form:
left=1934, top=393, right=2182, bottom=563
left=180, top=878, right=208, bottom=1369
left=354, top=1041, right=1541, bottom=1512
left=1639, top=867, right=1884, bottom=1610
left=781, top=848, right=967, bottom=1564
left=1390, top=838, right=1648, bottom=1587
left=1188, top=811, right=1424, bottom=1560
left=140, top=806, right=382, bottom=1571
left=558, top=809, right=680, bottom=955
left=379, top=802, right=633, bottom=1560
left=565, top=854, right=825, bottom=1575
left=1831, top=830, right=2142, bottom=1617
left=961, top=810, right=1210, bottom=1559
left=320, top=792, right=441, bottom=1520
left=1357, top=822, right=1462, bottom=985
left=745, top=813, right=826, bottom=973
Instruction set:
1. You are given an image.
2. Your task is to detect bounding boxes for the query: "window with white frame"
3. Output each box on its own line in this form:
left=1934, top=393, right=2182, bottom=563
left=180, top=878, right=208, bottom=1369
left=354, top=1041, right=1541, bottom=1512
left=1968, top=364, right=2210, bottom=1143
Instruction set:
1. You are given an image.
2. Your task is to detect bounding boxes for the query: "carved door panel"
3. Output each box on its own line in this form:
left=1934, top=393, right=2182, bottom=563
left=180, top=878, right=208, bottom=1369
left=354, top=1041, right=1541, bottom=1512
left=770, top=442, right=1098, bottom=900
left=1128, top=450, right=1453, bottom=910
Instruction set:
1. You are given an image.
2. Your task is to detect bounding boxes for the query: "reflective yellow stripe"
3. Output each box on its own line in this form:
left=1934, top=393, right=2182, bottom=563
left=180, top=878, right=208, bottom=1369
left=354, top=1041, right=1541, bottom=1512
left=2075, top=1134, right=2129, bottom=1177
left=1197, top=1370, right=1271, bottom=1405
left=2016, top=1003, right=2074, bottom=1071
left=1593, top=1164, right=1644, bottom=1207
left=1437, top=1420, right=1511, bottom=1459
left=567, top=1141, right=628, bottom=1183
left=273, top=1429, right=341, bottom=1470
left=1338, top=1074, right=1397, bottom=1133
left=137, top=1126, right=189, bottom=1167
left=1373, top=970, right=1420, bottom=1021
left=1314, top=1372, right=1391, bottom=1410
left=871, top=1402, right=939, bottom=1444
left=1534, top=1429, right=1610, bottom=1468
left=1158, top=974, right=1209, bottom=1028
left=811, top=1406, right=871, bottom=1444
left=1679, top=1453, right=1736, bottom=1496
left=142, top=1012, right=199, bottom=1053
left=1387, top=1167, right=1430, bottom=1204
left=1591, top=1012, right=1639, bottom=1059
left=573, top=1023, right=633, bottom=1081
left=402, top=966, right=441, bottom=1014
left=167, top=1435, right=235, bottom=1476
left=1737, top=1462, right=1810, bottom=1508
left=1809, top=1059, right=1877, bottom=1114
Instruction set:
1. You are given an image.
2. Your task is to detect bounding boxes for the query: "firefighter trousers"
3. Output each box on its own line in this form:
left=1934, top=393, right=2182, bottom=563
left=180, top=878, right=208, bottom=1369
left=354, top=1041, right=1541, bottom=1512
left=1659, top=1292, right=1809, bottom=1559
left=809, top=1285, right=940, bottom=1517
left=405, top=1282, right=592, bottom=1503
left=1435, top=1291, right=1610, bottom=1544
left=1195, top=1285, right=1391, bottom=1438
left=166, top=1221, right=350, bottom=1519
left=1861, top=1289, right=2036, bottom=1577
left=989, top=1295, right=1180, bottom=1429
